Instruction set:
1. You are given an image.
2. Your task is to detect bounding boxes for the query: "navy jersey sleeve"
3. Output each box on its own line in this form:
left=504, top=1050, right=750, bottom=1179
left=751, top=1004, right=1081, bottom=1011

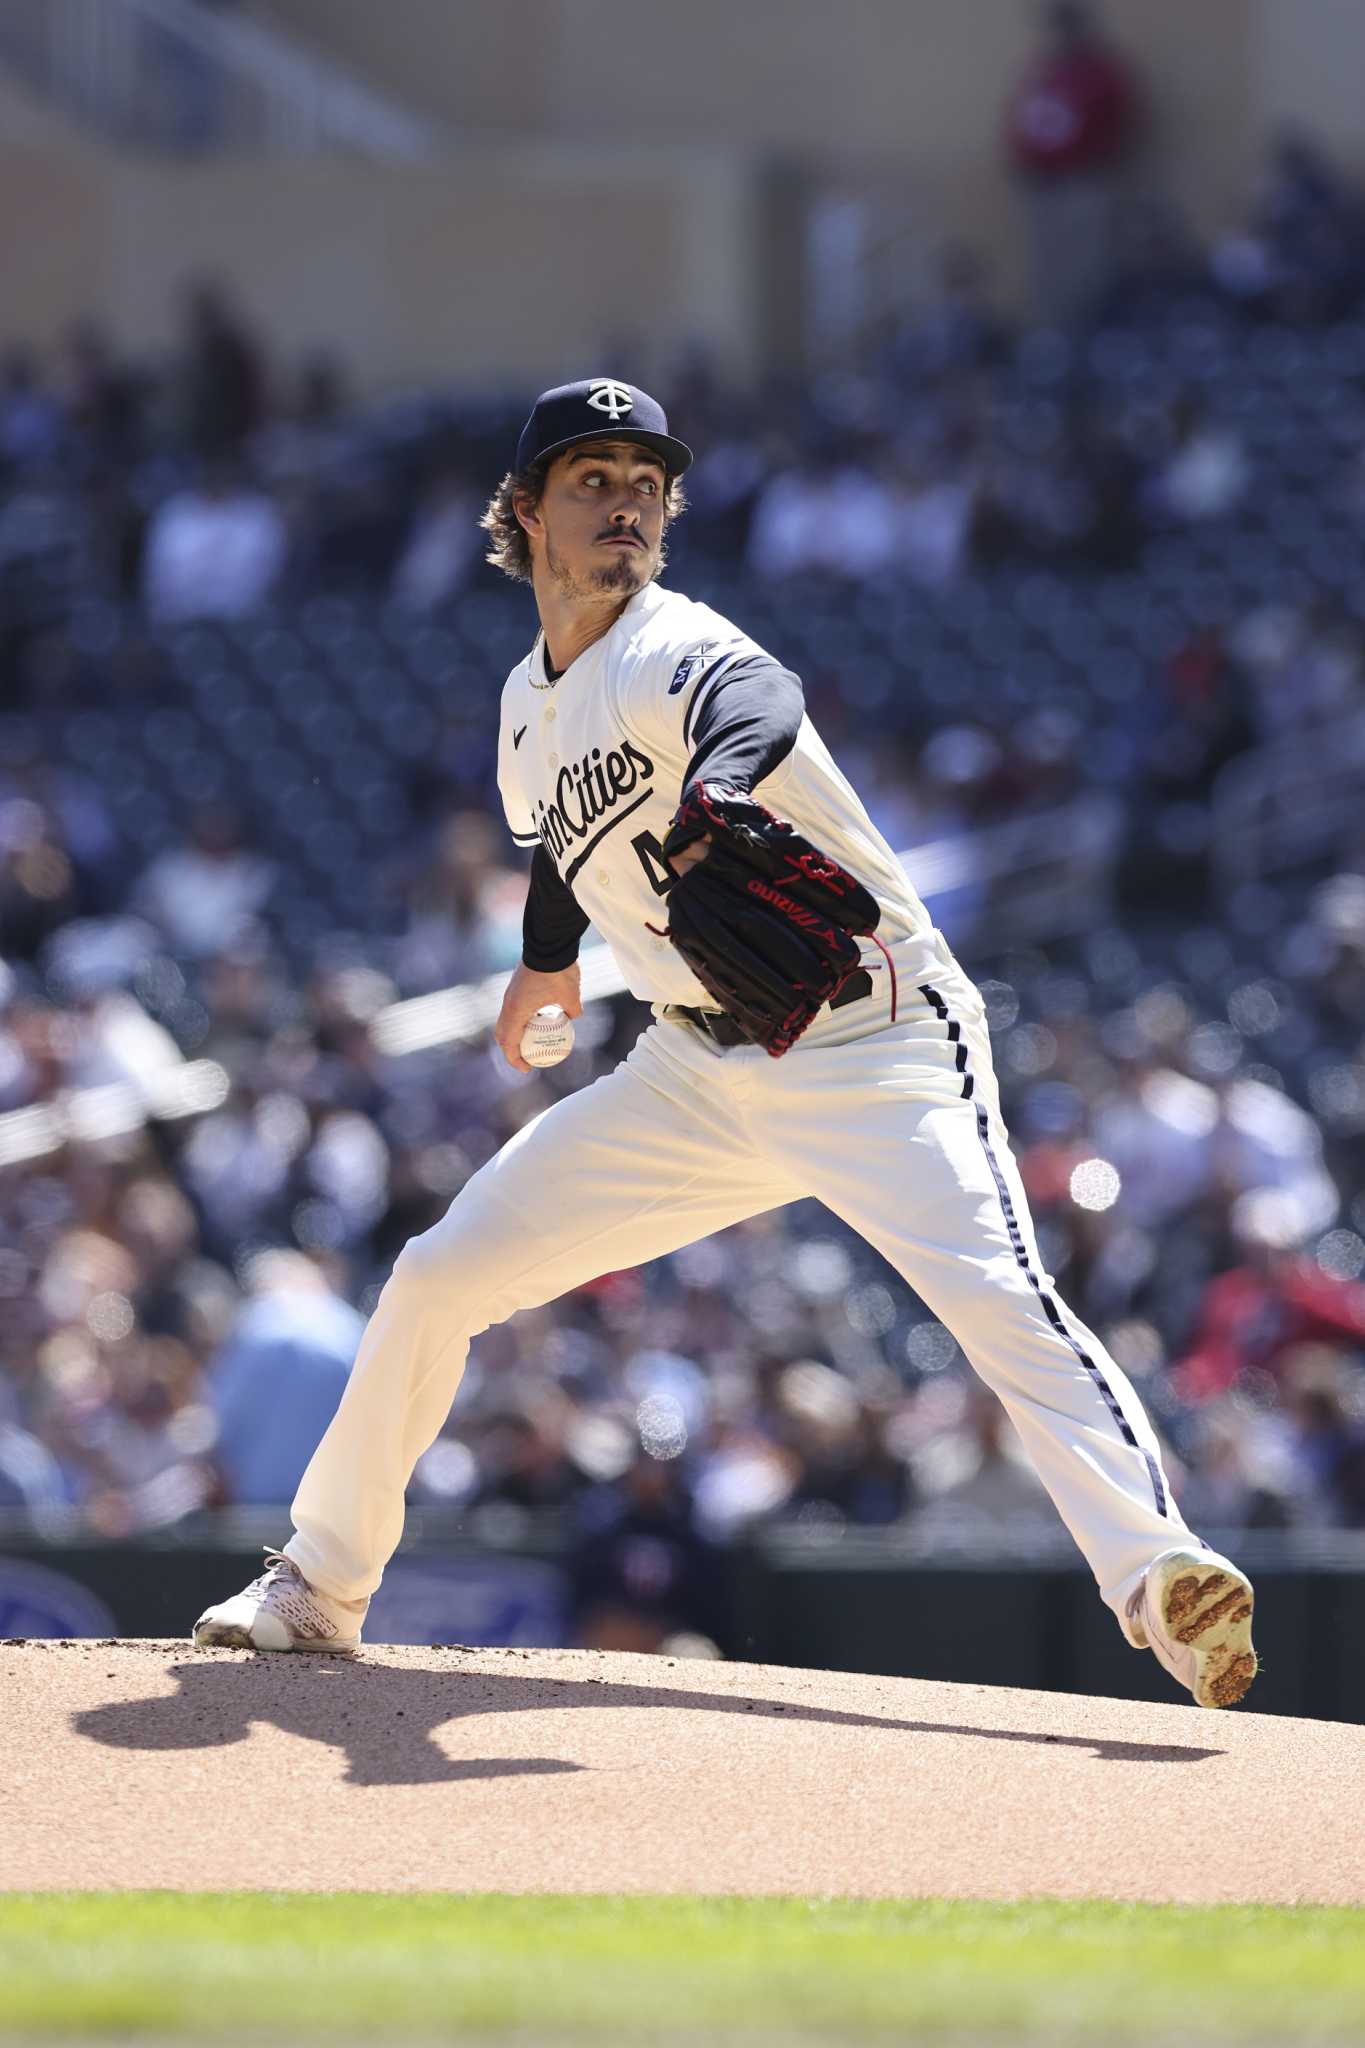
left=681, top=654, right=804, bottom=799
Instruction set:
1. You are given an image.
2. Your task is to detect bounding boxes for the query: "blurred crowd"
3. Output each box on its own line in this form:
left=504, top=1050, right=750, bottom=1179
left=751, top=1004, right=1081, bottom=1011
left=3, top=120, right=1365, bottom=1654
left=1, top=108, right=1365, bottom=626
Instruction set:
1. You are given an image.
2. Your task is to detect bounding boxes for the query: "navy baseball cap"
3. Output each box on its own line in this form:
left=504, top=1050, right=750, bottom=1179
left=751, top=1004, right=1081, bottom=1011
left=515, top=378, right=693, bottom=479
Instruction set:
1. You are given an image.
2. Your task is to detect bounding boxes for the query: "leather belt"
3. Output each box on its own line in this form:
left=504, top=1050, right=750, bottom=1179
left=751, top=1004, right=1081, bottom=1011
left=675, top=967, right=873, bottom=1048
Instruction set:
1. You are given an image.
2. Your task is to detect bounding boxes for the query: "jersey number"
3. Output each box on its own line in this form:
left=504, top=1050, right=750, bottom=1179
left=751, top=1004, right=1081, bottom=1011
left=632, top=829, right=675, bottom=898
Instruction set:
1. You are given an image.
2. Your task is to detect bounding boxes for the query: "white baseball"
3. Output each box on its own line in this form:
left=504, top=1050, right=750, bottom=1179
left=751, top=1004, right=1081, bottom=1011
left=519, top=1004, right=575, bottom=1067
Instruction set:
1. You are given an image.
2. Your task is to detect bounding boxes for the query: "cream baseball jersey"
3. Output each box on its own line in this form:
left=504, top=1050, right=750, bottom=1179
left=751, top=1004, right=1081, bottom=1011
left=496, top=582, right=933, bottom=1007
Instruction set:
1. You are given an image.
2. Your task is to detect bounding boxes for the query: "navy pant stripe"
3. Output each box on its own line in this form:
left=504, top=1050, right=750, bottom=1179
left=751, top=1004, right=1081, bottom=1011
left=917, top=982, right=1167, bottom=1518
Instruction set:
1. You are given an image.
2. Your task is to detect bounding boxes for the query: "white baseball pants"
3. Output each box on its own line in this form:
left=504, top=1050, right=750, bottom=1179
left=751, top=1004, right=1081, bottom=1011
left=286, top=932, right=1189, bottom=1642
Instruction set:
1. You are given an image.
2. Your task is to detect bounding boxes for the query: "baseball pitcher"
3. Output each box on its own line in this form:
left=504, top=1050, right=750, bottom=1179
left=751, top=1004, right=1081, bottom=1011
left=194, top=379, right=1257, bottom=1708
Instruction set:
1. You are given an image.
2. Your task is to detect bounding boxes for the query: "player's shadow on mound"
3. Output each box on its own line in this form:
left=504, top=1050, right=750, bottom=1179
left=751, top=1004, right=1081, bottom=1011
left=72, top=1656, right=1223, bottom=1786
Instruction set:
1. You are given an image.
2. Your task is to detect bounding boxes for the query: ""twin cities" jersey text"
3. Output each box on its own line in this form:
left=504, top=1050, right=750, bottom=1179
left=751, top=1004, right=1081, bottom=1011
left=536, top=736, right=655, bottom=866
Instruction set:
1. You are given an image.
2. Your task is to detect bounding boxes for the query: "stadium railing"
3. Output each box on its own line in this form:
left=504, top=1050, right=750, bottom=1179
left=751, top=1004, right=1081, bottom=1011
left=0, top=0, right=439, bottom=157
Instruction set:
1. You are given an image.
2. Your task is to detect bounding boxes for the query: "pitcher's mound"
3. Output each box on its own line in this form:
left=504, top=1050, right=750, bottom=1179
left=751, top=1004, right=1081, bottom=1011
left=4, top=1641, right=1362, bottom=1901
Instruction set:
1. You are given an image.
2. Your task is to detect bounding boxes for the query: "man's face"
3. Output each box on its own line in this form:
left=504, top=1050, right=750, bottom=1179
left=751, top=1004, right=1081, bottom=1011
left=520, top=439, right=667, bottom=599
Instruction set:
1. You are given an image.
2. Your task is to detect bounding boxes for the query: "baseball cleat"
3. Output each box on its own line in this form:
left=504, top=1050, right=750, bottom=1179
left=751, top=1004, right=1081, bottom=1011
left=1127, top=1547, right=1257, bottom=1708
left=192, top=1549, right=363, bottom=1654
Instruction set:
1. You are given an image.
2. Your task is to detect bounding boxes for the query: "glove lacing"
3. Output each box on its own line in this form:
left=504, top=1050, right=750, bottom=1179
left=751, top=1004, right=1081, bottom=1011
left=852, top=930, right=897, bottom=1022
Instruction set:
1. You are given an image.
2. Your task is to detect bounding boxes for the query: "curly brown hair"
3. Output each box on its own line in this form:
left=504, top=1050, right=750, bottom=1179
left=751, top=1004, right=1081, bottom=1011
left=480, top=457, right=688, bottom=583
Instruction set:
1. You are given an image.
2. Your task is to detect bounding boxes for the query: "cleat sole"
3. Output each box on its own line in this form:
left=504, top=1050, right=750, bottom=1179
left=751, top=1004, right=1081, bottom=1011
left=1154, top=1555, right=1258, bottom=1709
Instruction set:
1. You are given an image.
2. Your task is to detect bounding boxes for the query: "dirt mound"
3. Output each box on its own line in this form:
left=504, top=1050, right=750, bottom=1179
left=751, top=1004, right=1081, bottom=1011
left=5, top=1641, right=1362, bottom=1901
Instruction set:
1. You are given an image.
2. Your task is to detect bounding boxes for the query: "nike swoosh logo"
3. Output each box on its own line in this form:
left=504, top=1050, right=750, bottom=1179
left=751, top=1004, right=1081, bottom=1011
left=513, top=725, right=527, bottom=749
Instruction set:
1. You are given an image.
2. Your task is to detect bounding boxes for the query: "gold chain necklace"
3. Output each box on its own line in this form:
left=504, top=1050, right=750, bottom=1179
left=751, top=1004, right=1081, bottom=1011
left=528, top=639, right=559, bottom=690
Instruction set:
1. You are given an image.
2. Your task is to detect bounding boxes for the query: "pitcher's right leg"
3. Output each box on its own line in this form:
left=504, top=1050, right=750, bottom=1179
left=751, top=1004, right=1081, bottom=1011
left=226, top=1029, right=795, bottom=1631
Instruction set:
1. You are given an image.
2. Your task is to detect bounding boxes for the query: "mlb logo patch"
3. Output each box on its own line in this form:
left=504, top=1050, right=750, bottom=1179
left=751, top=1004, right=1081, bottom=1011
left=668, top=644, right=711, bottom=695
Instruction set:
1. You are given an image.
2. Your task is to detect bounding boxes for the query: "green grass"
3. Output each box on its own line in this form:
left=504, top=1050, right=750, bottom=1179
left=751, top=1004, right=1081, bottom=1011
left=2, top=1893, right=1365, bottom=2044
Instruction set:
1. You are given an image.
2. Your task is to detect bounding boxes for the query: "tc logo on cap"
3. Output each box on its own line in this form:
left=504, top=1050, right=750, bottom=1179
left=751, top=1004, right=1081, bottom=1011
left=586, top=378, right=634, bottom=422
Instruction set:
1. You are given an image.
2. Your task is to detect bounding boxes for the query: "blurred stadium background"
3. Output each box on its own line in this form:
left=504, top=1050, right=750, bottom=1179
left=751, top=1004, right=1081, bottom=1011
left=2, top=0, right=1365, bottom=1714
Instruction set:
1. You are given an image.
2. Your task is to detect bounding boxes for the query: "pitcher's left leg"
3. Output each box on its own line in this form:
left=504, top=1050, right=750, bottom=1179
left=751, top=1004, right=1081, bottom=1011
left=792, top=972, right=1257, bottom=1702
left=956, top=1092, right=1252, bottom=1704
left=812, top=1094, right=1185, bottom=1626
left=753, top=1004, right=1198, bottom=1644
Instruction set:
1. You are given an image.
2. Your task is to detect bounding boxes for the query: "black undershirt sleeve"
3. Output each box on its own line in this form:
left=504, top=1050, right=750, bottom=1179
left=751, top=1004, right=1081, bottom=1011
left=522, top=841, right=591, bottom=972
left=681, top=655, right=804, bottom=798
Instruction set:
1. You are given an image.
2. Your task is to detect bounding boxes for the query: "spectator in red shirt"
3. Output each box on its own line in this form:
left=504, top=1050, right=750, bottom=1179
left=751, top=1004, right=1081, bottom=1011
left=1005, top=2, right=1142, bottom=321
left=1173, top=1200, right=1365, bottom=1406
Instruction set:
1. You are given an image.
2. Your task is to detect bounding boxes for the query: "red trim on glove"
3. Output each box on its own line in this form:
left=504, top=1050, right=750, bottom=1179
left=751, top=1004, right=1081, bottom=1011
left=868, top=932, right=898, bottom=1021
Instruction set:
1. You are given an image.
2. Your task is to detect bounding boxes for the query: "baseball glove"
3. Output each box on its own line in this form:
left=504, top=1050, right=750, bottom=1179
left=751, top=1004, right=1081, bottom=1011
left=647, top=781, right=882, bottom=1057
